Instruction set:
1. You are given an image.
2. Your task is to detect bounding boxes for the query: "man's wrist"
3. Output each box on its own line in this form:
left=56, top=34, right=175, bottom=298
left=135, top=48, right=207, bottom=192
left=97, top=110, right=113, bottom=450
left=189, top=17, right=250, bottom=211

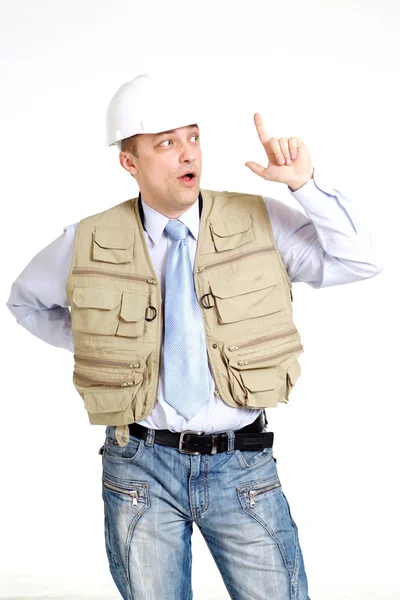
left=287, top=168, right=314, bottom=192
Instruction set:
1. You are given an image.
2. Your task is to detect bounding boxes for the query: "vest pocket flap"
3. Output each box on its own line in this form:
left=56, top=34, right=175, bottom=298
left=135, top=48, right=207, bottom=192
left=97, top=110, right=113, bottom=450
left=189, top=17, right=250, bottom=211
left=210, top=214, right=254, bottom=252
left=120, top=292, right=148, bottom=322
left=72, top=287, right=122, bottom=310
left=93, top=228, right=134, bottom=264
left=94, top=228, right=134, bottom=249
left=240, top=368, right=277, bottom=392
left=83, top=388, right=132, bottom=413
left=210, top=271, right=278, bottom=299
left=210, top=214, right=252, bottom=237
left=209, top=271, right=282, bottom=324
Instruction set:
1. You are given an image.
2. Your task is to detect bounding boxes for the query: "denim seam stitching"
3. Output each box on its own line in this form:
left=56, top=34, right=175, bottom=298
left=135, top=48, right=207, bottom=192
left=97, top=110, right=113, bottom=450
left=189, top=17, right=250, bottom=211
left=124, top=489, right=151, bottom=597
left=104, top=506, right=132, bottom=600
left=198, top=455, right=210, bottom=516
left=240, top=503, right=295, bottom=582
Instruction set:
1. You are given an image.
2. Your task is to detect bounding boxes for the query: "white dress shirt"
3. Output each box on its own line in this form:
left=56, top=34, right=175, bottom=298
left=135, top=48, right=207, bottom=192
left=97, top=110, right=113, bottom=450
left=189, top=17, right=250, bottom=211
left=6, top=172, right=382, bottom=432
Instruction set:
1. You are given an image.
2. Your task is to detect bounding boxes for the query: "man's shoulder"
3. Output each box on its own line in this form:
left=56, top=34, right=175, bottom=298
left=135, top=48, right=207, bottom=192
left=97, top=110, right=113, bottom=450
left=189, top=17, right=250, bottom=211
left=79, top=198, right=137, bottom=226
left=202, top=188, right=263, bottom=200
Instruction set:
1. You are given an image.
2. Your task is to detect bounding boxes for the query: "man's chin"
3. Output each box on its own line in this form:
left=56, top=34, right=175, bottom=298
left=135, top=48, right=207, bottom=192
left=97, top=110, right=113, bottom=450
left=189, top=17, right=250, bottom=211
left=177, top=183, right=200, bottom=205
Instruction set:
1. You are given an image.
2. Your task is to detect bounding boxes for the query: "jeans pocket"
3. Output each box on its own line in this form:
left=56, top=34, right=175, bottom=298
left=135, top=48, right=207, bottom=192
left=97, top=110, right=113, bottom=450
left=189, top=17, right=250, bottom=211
left=103, top=434, right=144, bottom=463
left=234, top=446, right=274, bottom=469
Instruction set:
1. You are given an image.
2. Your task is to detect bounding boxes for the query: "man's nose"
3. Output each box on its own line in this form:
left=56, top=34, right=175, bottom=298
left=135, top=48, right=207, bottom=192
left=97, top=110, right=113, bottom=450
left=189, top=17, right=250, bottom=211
left=179, top=142, right=196, bottom=163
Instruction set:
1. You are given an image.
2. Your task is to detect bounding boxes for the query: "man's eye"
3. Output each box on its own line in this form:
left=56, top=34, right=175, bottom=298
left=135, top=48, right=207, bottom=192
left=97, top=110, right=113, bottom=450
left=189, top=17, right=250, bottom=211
left=160, top=140, right=172, bottom=147
left=191, top=135, right=199, bottom=142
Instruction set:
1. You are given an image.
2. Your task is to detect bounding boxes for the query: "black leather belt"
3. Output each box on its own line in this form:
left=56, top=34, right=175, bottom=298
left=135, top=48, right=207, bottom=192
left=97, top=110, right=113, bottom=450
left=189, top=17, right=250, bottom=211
left=128, top=411, right=273, bottom=455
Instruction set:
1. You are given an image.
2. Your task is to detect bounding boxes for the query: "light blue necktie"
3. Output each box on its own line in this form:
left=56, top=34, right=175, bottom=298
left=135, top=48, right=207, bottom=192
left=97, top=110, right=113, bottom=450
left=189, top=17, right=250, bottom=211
left=163, top=219, right=210, bottom=419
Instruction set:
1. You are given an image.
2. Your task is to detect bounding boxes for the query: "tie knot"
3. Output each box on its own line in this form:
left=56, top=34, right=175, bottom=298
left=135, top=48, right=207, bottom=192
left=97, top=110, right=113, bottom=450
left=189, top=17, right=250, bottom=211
left=165, top=219, right=188, bottom=241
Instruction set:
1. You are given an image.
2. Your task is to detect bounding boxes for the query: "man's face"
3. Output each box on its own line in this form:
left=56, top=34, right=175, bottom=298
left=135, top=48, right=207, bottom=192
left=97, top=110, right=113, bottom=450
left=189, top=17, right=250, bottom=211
left=120, top=124, right=202, bottom=217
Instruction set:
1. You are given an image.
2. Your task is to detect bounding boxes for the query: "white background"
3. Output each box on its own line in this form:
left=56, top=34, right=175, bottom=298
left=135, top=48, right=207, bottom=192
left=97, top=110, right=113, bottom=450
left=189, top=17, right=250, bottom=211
left=1, top=0, right=398, bottom=598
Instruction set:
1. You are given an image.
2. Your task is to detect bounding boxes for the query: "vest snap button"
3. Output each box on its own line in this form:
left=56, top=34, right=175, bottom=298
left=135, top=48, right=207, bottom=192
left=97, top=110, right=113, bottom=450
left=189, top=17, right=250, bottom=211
left=212, top=343, right=218, bottom=349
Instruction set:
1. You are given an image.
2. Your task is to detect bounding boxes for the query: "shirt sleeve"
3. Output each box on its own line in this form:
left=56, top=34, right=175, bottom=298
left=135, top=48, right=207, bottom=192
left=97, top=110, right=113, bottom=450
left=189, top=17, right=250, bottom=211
left=5, top=223, right=78, bottom=351
left=263, top=170, right=383, bottom=288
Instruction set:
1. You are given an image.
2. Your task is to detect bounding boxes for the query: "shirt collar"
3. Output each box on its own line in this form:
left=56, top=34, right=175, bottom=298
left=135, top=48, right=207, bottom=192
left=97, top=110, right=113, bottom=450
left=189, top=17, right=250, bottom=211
left=141, top=195, right=200, bottom=245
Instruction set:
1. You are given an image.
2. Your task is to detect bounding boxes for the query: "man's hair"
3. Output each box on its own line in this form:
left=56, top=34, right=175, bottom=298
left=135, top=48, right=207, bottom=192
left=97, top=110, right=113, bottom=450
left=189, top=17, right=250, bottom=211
left=121, top=135, right=139, bottom=157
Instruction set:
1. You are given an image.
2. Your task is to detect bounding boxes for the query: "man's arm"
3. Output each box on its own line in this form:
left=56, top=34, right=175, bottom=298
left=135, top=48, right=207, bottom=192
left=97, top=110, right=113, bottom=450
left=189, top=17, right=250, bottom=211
left=246, top=111, right=382, bottom=286
left=264, top=171, right=383, bottom=287
left=5, top=223, right=78, bottom=351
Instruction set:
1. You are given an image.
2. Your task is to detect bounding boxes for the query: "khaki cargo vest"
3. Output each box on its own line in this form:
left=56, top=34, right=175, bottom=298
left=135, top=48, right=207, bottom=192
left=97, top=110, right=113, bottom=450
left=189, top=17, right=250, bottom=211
left=66, top=189, right=304, bottom=434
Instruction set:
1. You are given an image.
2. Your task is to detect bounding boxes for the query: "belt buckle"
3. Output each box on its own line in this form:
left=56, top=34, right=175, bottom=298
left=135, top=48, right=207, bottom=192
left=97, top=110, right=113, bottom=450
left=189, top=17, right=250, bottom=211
left=179, top=430, right=205, bottom=455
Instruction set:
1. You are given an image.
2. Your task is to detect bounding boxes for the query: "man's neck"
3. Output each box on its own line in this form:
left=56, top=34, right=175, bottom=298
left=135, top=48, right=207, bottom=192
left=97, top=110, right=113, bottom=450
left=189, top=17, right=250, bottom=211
left=138, top=192, right=203, bottom=226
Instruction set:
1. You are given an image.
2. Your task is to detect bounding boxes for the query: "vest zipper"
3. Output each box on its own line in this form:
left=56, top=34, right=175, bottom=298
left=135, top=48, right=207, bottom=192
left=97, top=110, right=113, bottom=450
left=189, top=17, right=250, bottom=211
left=248, top=482, right=281, bottom=507
left=72, top=267, right=157, bottom=285
left=227, top=326, right=298, bottom=352
left=73, top=371, right=135, bottom=387
left=236, top=344, right=303, bottom=366
left=103, top=481, right=139, bottom=507
left=195, top=246, right=275, bottom=273
left=74, top=354, right=140, bottom=369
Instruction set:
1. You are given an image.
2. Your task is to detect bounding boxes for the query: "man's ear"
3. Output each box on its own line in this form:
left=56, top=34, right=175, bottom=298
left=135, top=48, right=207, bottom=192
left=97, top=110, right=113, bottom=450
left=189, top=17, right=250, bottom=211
left=119, top=151, right=138, bottom=177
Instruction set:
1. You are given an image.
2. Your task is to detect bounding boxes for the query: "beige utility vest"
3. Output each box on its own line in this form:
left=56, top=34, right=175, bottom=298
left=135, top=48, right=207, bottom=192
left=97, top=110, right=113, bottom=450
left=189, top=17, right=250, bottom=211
left=66, top=189, right=304, bottom=431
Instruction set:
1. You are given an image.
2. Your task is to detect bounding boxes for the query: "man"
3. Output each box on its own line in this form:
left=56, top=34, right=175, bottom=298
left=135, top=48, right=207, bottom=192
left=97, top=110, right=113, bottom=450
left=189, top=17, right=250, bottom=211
left=6, top=74, right=382, bottom=600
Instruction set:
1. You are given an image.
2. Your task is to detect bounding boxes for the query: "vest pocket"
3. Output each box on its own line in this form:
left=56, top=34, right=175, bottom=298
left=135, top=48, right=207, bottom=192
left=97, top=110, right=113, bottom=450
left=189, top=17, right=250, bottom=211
left=246, top=369, right=277, bottom=406
left=73, top=363, right=142, bottom=388
left=71, top=287, right=122, bottom=335
left=116, top=291, right=147, bottom=337
left=224, top=341, right=303, bottom=408
left=210, top=213, right=254, bottom=252
left=80, top=387, right=135, bottom=425
left=229, top=364, right=279, bottom=407
left=71, top=287, right=151, bottom=338
left=92, top=227, right=134, bottom=264
left=73, top=353, right=153, bottom=425
left=209, top=270, right=282, bottom=323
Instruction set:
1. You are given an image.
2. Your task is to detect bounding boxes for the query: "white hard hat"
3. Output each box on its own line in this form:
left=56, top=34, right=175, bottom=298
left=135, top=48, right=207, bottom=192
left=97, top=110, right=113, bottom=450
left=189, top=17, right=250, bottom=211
left=105, top=74, right=200, bottom=147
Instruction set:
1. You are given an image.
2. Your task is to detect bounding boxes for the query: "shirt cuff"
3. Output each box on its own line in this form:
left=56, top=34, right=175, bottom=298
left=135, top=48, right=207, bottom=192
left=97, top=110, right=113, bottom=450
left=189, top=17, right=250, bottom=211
left=288, top=169, right=335, bottom=202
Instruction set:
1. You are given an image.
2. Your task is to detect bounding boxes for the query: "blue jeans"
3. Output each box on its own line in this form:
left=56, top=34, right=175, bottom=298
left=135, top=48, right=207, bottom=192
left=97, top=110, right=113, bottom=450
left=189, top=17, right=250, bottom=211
left=100, top=423, right=310, bottom=600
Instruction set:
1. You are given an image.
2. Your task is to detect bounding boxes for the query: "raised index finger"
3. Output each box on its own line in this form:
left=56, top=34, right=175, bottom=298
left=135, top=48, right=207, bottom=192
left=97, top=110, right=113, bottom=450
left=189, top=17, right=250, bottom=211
left=254, top=113, right=270, bottom=146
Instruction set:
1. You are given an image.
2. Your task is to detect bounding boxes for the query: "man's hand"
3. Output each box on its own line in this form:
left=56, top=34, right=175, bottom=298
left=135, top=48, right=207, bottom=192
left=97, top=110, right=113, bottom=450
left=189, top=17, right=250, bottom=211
left=245, top=113, right=314, bottom=191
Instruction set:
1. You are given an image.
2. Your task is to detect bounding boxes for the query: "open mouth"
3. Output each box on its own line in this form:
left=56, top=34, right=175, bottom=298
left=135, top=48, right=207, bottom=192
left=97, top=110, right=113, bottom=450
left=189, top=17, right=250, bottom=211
left=179, top=172, right=196, bottom=181
left=177, top=171, right=198, bottom=186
